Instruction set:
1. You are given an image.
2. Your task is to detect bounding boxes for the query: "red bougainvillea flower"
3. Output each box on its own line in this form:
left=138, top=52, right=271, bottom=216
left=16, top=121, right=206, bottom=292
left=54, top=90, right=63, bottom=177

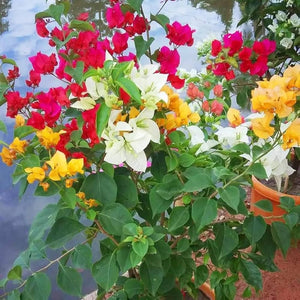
left=166, top=21, right=195, bottom=46
left=202, top=100, right=210, bottom=112
left=112, top=32, right=129, bottom=54
left=253, top=39, right=276, bottom=56
left=212, top=62, right=230, bottom=76
left=211, top=100, right=224, bottom=115
left=27, top=111, right=45, bottom=130
left=211, top=39, right=222, bottom=56
left=157, top=46, right=180, bottom=75
left=49, top=87, right=70, bottom=107
left=69, top=83, right=87, bottom=98
left=223, top=31, right=243, bottom=56
left=238, top=47, right=252, bottom=61
left=29, top=52, right=57, bottom=74
left=26, top=70, right=41, bottom=87
left=77, top=12, right=89, bottom=21
left=225, top=69, right=235, bottom=80
left=36, top=18, right=49, bottom=38
left=106, top=2, right=125, bottom=28
left=119, top=87, right=131, bottom=104
left=250, top=55, right=268, bottom=76
left=167, top=74, right=185, bottom=89
left=5, top=91, right=28, bottom=118
left=187, top=83, right=204, bottom=99
left=7, top=66, right=20, bottom=81
left=82, top=104, right=100, bottom=147
left=118, top=52, right=138, bottom=68
left=132, top=15, right=149, bottom=35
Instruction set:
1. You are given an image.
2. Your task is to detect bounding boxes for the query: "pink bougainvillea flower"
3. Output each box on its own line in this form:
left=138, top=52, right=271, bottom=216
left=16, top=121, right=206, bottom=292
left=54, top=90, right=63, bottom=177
left=29, top=52, right=57, bottom=74
left=77, top=12, right=89, bottom=21
left=118, top=52, right=137, bottom=67
left=106, top=2, right=125, bottom=28
left=112, top=32, right=129, bottom=54
left=167, top=74, right=185, bottom=89
left=157, top=46, right=180, bottom=75
left=132, top=15, right=148, bottom=35
left=202, top=100, right=210, bottom=112
left=187, top=83, right=203, bottom=99
left=36, top=18, right=49, bottom=38
left=223, top=31, right=243, bottom=56
left=211, top=100, right=224, bottom=115
left=213, top=84, right=223, bottom=97
left=212, top=62, right=230, bottom=76
left=211, top=39, right=222, bottom=56
left=82, top=104, right=100, bottom=147
left=238, top=47, right=252, bottom=61
left=166, top=21, right=195, bottom=46
left=253, top=39, right=276, bottom=56
left=250, top=55, right=268, bottom=76
left=49, top=87, right=70, bottom=107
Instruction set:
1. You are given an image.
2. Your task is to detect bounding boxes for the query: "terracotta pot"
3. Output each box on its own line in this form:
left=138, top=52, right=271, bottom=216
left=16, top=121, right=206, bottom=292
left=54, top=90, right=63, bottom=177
left=199, top=282, right=215, bottom=300
left=250, top=176, right=300, bottom=224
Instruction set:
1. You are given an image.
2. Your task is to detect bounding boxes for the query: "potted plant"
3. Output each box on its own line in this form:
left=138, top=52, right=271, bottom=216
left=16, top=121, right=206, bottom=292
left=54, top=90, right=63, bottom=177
left=0, top=1, right=299, bottom=300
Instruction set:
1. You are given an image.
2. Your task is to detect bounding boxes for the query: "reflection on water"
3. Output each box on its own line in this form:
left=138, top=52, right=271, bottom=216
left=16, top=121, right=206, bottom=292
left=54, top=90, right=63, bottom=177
left=0, top=0, right=244, bottom=298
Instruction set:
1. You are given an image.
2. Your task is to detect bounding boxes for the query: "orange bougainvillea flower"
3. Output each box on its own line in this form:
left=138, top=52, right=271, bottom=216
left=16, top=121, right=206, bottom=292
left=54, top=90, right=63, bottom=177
left=65, top=178, right=77, bottom=188
left=9, top=137, right=28, bottom=154
left=282, top=118, right=300, bottom=149
left=251, top=112, right=275, bottom=139
left=24, top=167, right=46, bottom=183
left=0, top=147, right=16, bottom=166
left=227, top=108, right=243, bottom=127
left=36, top=126, right=65, bottom=149
left=39, top=182, right=50, bottom=192
left=84, top=198, right=99, bottom=208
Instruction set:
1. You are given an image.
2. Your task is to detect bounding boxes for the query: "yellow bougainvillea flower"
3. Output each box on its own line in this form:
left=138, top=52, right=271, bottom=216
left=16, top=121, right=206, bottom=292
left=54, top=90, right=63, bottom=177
left=67, top=158, right=84, bottom=176
left=9, top=137, right=28, bottom=154
left=76, top=191, right=86, bottom=200
left=283, top=64, right=300, bottom=89
left=227, top=108, right=243, bottom=127
left=39, top=182, right=50, bottom=192
left=282, top=118, right=300, bottom=149
left=84, top=198, right=99, bottom=208
left=65, top=178, right=77, bottom=188
left=36, top=126, right=65, bottom=149
left=251, top=112, right=275, bottom=139
left=0, top=147, right=16, bottom=166
left=46, top=150, right=68, bottom=181
left=15, top=114, right=25, bottom=127
left=24, top=167, right=46, bottom=184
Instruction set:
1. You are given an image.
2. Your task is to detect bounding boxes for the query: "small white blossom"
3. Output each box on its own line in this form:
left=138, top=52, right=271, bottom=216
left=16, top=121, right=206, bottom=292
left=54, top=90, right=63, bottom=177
left=290, top=13, right=300, bottom=27
left=215, top=125, right=249, bottom=148
left=268, top=20, right=278, bottom=32
left=280, top=37, right=294, bottom=49
left=276, top=11, right=287, bottom=22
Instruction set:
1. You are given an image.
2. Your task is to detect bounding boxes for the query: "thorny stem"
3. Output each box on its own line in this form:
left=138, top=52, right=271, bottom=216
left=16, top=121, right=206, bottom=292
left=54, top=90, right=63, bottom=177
left=0, top=233, right=97, bottom=299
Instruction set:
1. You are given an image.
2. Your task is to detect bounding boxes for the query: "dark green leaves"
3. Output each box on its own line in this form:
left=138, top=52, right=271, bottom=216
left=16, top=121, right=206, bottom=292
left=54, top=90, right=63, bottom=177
left=254, top=199, right=273, bottom=212
left=239, top=260, right=262, bottom=290
left=219, top=185, right=240, bottom=212
left=192, top=197, right=217, bottom=233
left=183, top=167, right=214, bottom=192
left=57, top=266, right=82, bottom=296
left=271, top=222, right=291, bottom=257
left=168, top=207, right=190, bottom=233
left=81, top=172, right=117, bottom=205
left=116, top=77, right=141, bottom=104
left=22, top=273, right=51, bottom=300
left=92, top=254, right=119, bottom=291
left=98, top=203, right=133, bottom=236
left=46, top=217, right=85, bottom=249
left=115, top=175, right=138, bottom=208
left=96, top=102, right=111, bottom=138
left=134, top=36, right=155, bottom=60
left=243, top=215, right=267, bottom=246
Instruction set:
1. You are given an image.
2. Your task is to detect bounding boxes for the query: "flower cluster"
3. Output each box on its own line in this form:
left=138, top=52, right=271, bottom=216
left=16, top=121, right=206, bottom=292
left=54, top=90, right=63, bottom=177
left=208, top=31, right=276, bottom=79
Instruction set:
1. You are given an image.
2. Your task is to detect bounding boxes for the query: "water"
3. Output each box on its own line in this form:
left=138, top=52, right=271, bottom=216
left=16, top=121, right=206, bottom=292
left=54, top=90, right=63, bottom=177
left=0, top=0, right=244, bottom=298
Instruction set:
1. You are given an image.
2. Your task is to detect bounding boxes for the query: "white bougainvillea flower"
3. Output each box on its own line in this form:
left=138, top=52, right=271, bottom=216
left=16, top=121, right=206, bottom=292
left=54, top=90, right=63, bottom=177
left=187, top=125, right=218, bottom=154
left=130, top=64, right=168, bottom=109
left=215, top=125, right=249, bottom=148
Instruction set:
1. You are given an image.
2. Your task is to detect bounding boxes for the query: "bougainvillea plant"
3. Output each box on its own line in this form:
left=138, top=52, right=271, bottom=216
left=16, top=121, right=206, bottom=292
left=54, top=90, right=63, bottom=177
left=0, top=1, right=299, bottom=300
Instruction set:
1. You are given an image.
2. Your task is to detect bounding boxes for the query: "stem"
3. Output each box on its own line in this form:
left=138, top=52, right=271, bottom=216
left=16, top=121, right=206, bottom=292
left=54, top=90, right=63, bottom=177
left=140, top=6, right=153, bottom=64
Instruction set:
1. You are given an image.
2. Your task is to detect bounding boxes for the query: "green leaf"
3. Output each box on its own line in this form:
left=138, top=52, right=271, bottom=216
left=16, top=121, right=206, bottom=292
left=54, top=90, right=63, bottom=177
left=59, top=187, right=77, bottom=209
left=271, top=221, right=291, bottom=257
left=130, top=251, right=143, bottom=268
left=215, top=224, right=239, bottom=259
left=284, top=212, right=298, bottom=230
left=98, top=203, right=133, bottom=236
left=279, top=196, right=295, bottom=212
left=34, top=179, right=60, bottom=197
left=178, top=153, right=196, bottom=168
left=71, top=244, right=92, bottom=270
left=151, top=151, right=168, bottom=181
left=1, top=58, right=17, bottom=65
left=168, top=206, right=190, bottom=233
left=81, top=172, right=117, bottom=205
left=116, top=77, right=141, bottom=104
left=7, top=265, right=22, bottom=281
left=57, top=265, right=82, bottom=296
left=156, top=175, right=183, bottom=200
left=150, top=13, right=170, bottom=32
left=96, top=102, right=111, bottom=138
left=49, top=3, right=65, bottom=25
left=192, top=197, right=217, bottom=233
left=219, top=185, right=240, bottom=212
left=7, top=290, right=21, bottom=300
left=22, top=273, right=51, bottom=300
left=132, top=239, right=149, bottom=258
left=257, top=226, right=277, bottom=259
left=45, top=217, right=85, bottom=249
left=248, top=163, right=267, bottom=179
left=254, top=199, right=273, bottom=212
left=115, top=175, right=138, bottom=209
left=243, top=215, right=267, bottom=245
left=127, top=0, right=143, bottom=13
left=149, top=185, right=173, bottom=216
left=69, top=19, right=94, bottom=31
left=232, top=143, right=250, bottom=154
left=124, top=278, right=143, bottom=298
left=14, top=126, right=35, bottom=139
left=183, top=167, right=213, bottom=192
left=134, top=36, right=155, bottom=60
left=140, top=255, right=163, bottom=296
left=29, top=204, right=59, bottom=242
left=92, top=254, right=119, bottom=291
left=117, top=245, right=132, bottom=273
left=177, top=238, right=189, bottom=253
left=239, top=259, right=262, bottom=290
left=0, top=120, right=7, bottom=133
left=194, top=265, right=209, bottom=287
left=0, top=277, right=8, bottom=288
left=65, top=60, right=84, bottom=84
